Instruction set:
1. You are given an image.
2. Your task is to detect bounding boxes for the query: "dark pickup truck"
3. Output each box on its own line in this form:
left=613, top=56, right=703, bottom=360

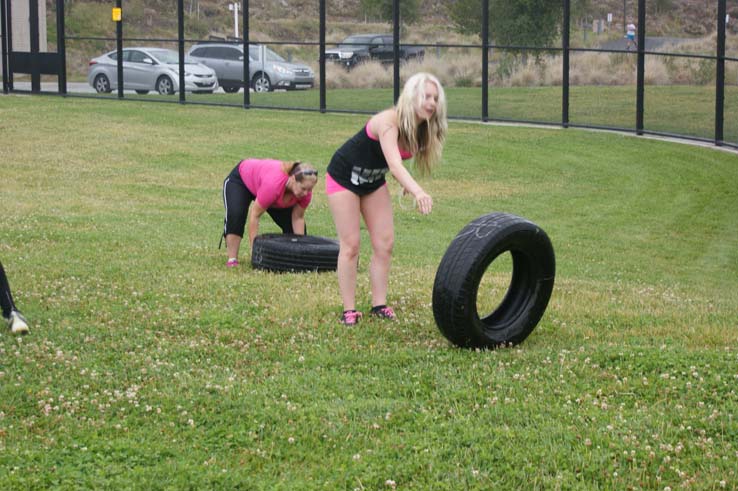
left=325, top=34, right=425, bottom=69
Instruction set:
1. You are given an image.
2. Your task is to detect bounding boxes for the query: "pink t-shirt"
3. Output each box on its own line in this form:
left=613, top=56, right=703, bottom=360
left=238, top=159, right=312, bottom=210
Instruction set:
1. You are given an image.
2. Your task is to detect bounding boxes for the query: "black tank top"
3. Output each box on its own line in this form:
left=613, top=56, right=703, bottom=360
left=327, top=124, right=392, bottom=196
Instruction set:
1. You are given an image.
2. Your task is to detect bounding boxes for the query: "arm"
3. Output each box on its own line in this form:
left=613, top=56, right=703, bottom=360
left=291, top=206, right=306, bottom=235
left=247, top=202, right=267, bottom=249
left=375, top=114, right=433, bottom=215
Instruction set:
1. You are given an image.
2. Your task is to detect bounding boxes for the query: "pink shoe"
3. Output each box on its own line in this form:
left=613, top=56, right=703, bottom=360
left=226, top=258, right=239, bottom=268
left=370, top=305, right=396, bottom=320
left=340, top=310, right=363, bottom=326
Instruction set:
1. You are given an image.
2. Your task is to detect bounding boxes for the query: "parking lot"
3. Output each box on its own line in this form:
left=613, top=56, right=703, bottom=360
left=7, top=82, right=260, bottom=94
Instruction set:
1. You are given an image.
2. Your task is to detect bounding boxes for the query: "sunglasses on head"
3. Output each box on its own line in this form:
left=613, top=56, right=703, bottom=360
left=293, top=169, right=318, bottom=182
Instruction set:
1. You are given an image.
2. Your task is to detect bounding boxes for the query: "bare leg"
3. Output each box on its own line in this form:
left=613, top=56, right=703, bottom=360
left=225, top=234, right=242, bottom=260
left=360, top=186, right=394, bottom=308
left=328, top=191, right=362, bottom=311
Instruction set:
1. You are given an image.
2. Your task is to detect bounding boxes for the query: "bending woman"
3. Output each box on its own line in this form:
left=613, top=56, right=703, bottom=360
left=222, top=159, right=318, bottom=267
left=326, top=72, right=448, bottom=325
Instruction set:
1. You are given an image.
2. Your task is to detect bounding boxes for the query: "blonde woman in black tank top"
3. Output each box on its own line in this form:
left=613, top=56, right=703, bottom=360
left=326, top=72, right=448, bottom=326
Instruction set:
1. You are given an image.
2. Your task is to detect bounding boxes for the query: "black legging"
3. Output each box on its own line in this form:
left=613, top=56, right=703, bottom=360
left=0, top=261, right=18, bottom=318
left=222, top=165, right=304, bottom=238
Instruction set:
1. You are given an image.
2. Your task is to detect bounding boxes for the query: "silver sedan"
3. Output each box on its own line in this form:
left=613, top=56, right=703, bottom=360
left=88, top=47, right=219, bottom=95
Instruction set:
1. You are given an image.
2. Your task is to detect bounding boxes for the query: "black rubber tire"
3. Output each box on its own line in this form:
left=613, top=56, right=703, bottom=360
left=156, top=76, right=175, bottom=95
left=251, top=73, right=272, bottom=92
left=251, top=234, right=339, bottom=272
left=432, top=212, right=555, bottom=349
left=93, top=74, right=112, bottom=93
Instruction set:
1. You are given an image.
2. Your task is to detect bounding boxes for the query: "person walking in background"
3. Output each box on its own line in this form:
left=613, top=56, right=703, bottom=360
left=1, top=261, right=30, bottom=335
left=222, top=159, right=318, bottom=267
left=326, top=72, right=448, bottom=326
left=626, top=22, right=637, bottom=50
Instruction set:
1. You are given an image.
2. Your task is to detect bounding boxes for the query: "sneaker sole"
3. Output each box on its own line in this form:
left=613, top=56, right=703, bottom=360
left=11, top=325, right=29, bottom=335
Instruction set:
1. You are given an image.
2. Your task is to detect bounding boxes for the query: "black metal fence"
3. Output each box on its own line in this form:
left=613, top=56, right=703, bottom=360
left=2, top=0, right=736, bottom=150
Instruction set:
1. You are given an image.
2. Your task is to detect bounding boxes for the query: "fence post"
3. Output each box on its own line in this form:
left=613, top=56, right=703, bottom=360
left=29, top=0, right=40, bottom=92
left=481, top=0, right=489, bottom=122
left=392, top=0, right=400, bottom=104
left=1, top=0, right=8, bottom=93
left=562, top=0, right=570, bottom=128
left=116, top=0, right=123, bottom=99
left=57, top=0, right=66, bottom=95
left=5, top=0, right=12, bottom=89
left=635, top=0, right=645, bottom=135
left=177, top=0, right=185, bottom=103
left=715, top=0, right=726, bottom=146
left=319, top=0, right=325, bottom=113
left=243, top=0, right=250, bottom=108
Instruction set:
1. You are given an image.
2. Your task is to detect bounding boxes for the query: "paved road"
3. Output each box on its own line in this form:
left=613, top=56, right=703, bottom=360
left=7, top=82, right=95, bottom=93
left=599, top=36, right=694, bottom=51
left=7, top=82, right=248, bottom=94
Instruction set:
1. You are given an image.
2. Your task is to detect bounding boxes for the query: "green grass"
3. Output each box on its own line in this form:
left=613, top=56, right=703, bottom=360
left=80, top=84, right=738, bottom=144
left=1, top=95, right=737, bottom=490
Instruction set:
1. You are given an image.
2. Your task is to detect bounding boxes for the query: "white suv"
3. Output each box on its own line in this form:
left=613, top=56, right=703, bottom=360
left=187, top=43, right=314, bottom=93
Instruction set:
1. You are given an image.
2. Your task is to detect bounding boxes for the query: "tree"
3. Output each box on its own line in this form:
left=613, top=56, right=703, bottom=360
left=648, top=0, right=673, bottom=16
left=360, top=0, right=420, bottom=25
left=570, top=0, right=593, bottom=23
left=448, top=0, right=560, bottom=48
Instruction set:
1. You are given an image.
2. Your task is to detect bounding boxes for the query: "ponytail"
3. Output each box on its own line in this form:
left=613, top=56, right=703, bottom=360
left=288, top=161, right=302, bottom=175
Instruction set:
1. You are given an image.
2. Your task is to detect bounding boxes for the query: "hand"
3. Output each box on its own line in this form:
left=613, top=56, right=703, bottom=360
left=415, top=190, right=432, bottom=215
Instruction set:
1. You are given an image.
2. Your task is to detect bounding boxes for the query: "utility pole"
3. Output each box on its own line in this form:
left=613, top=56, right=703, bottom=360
left=228, top=2, right=239, bottom=38
left=623, top=0, right=627, bottom=34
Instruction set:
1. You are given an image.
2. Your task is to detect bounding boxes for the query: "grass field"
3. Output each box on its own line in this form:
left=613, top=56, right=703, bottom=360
left=77, top=84, right=738, bottom=145
left=1, top=95, right=737, bottom=489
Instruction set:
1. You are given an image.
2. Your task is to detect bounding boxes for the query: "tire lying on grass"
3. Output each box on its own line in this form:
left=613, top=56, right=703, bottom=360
left=251, top=234, right=339, bottom=272
left=432, top=212, right=555, bottom=349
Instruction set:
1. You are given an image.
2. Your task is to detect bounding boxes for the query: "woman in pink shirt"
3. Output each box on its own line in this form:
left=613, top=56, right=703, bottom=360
left=222, top=159, right=318, bottom=267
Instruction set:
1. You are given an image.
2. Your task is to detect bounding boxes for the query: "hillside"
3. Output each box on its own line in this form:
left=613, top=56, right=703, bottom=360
left=58, top=0, right=738, bottom=43
left=211, top=0, right=736, bottom=37
left=54, top=0, right=736, bottom=81
left=585, top=0, right=735, bottom=36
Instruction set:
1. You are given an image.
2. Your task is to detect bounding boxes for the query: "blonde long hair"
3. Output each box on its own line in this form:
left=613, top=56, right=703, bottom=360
left=396, top=72, right=448, bottom=176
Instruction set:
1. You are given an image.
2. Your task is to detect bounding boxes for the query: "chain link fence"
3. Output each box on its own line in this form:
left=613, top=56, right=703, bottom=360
left=2, top=0, right=737, bottom=149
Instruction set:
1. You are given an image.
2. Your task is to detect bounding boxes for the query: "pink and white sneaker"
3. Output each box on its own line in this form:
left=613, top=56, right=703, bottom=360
left=226, top=258, right=239, bottom=268
left=340, top=310, right=363, bottom=326
left=370, top=305, right=397, bottom=320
